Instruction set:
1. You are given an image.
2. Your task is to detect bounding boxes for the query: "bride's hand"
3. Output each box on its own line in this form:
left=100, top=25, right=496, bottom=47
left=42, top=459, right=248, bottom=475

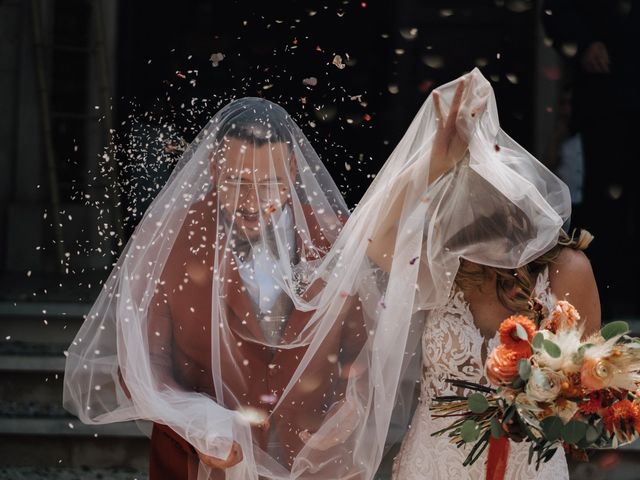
left=429, top=75, right=491, bottom=183
left=430, top=79, right=468, bottom=178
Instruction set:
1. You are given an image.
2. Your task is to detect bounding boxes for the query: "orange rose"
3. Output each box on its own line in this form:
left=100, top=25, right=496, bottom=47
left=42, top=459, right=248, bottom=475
left=498, top=315, right=537, bottom=347
left=486, top=343, right=532, bottom=386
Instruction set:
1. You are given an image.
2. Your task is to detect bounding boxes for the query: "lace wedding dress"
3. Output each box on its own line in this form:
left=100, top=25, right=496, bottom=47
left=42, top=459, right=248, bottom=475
left=392, top=267, right=569, bottom=479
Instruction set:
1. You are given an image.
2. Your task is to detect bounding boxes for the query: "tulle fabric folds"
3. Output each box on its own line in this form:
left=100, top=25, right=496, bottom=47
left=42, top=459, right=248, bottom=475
left=64, top=68, right=570, bottom=479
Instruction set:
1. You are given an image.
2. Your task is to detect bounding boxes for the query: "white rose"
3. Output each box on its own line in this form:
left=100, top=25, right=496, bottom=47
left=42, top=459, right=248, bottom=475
left=525, top=367, right=564, bottom=403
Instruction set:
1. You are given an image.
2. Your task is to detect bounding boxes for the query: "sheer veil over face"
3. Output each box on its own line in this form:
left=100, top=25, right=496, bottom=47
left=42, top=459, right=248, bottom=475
left=64, top=97, right=372, bottom=479
left=64, top=69, right=570, bottom=479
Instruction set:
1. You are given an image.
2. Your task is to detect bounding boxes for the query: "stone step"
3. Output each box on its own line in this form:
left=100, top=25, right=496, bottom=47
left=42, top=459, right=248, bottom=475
left=0, top=433, right=150, bottom=471
left=0, top=466, right=148, bottom=480
left=0, top=302, right=88, bottom=346
left=0, top=354, right=66, bottom=372
left=0, top=302, right=90, bottom=318
left=0, top=416, right=147, bottom=437
left=1, top=367, right=65, bottom=405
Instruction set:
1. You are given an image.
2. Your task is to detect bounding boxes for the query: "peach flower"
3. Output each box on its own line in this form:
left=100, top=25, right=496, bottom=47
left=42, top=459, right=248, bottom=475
left=486, top=343, right=532, bottom=386
left=542, top=300, right=580, bottom=333
left=581, top=357, right=616, bottom=392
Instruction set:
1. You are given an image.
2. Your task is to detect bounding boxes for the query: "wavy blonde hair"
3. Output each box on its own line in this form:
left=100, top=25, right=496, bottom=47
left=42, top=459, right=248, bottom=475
left=455, top=228, right=593, bottom=315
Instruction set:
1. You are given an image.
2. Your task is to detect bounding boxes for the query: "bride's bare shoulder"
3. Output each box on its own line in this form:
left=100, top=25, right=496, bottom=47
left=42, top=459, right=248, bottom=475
left=548, top=247, right=601, bottom=334
left=549, top=247, right=593, bottom=287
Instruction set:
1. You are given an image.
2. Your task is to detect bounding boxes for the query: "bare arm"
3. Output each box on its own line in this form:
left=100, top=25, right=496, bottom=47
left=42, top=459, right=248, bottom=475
left=146, top=282, right=244, bottom=469
left=548, top=247, right=601, bottom=337
left=366, top=79, right=469, bottom=271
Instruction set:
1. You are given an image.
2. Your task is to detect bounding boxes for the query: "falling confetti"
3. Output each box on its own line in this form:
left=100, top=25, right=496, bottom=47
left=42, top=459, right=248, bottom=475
left=302, top=77, right=318, bottom=87
left=399, top=27, right=418, bottom=40
left=561, top=43, right=578, bottom=57
left=209, top=52, right=226, bottom=67
left=506, top=73, right=519, bottom=84
left=259, top=393, right=278, bottom=405
left=422, top=55, right=444, bottom=69
left=332, top=55, right=346, bottom=69
left=236, top=406, right=268, bottom=426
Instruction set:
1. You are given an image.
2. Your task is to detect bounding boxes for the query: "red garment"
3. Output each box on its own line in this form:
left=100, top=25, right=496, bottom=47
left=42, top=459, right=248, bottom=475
left=145, top=200, right=365, bottom=479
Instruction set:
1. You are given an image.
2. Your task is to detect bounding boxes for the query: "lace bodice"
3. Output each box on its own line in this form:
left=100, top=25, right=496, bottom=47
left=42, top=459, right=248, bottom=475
left=392, top=267, right=569, bottom=480
left=421, top=284, right=502, bottom=399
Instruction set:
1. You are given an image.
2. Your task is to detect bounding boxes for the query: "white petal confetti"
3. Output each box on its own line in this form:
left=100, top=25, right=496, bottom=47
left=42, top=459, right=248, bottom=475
left=332, top=55, right=346, bottom=69
left=209, top=52, right=225, bottom=67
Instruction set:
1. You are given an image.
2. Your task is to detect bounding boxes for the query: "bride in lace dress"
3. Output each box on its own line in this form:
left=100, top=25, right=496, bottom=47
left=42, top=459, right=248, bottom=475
left=391, top=247, right=600, bottom=479
left=366, top=71, right=602, bottom=479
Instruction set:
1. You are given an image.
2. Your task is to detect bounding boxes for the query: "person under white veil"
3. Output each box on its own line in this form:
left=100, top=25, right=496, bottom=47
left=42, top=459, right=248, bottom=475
left=64, top=98, right=371, bottom=479
left=358, top=73, right=601, bottom=479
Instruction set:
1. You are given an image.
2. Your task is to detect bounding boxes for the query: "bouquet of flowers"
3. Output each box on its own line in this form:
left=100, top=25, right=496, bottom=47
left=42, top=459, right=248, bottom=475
left=430, top=299, right=640, bottom=480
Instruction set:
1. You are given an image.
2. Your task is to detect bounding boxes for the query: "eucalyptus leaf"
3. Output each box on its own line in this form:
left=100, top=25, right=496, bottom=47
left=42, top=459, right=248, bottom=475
left=585, top=424, right=601, bottom=444
left=543, top=339, right=561, bottom=358
left=594, top=420, right=604, bottom=436
left=532, top=332, right=544, bottom=349
left=468, top=393, right=490, bottom=414
left=515, top=323, right=529, bottom=341
left=601, top=321, right=629, bottom=341
left=460, top=419, right=480, bottom=443
left=540, top=416, right=563, bottom=441
left=512, top=377, right=525, bottom=389
left=562, top=420, right=588, bottom=445
left=573, top=344, right=592, bottom=364
left=518, top=359, right=532, bottom=381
